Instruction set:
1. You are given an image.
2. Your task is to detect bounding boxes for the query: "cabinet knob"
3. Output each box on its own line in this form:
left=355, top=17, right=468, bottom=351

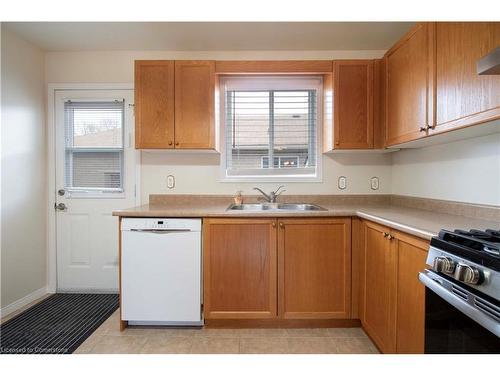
left=419, top=127, right=427, bottom=132
left=175, top=142, right=180, bottom=146
left=279, top=222, right=284, bottom=229
left=272, top=222, right=276, bottom=228
left=387, top=234, right=395, bottom=240
left=168, top=141, right=173, bottom=146
left=383, top=232, right=389, bottom=238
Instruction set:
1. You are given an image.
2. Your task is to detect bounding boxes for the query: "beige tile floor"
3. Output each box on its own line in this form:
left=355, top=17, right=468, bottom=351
left=74, top=310, right=380, bottom=354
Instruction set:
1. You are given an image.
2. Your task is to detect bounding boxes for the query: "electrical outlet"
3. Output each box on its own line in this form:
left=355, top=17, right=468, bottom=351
left=370, top=177, right=379, bottom=190
left=338, top=176, right=347, bottom=190
left=167, top=175, right=175, bottom=189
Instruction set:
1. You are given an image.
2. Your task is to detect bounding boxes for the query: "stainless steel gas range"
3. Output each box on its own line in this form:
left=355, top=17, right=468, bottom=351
left=419, top=229, right=500, bottom=353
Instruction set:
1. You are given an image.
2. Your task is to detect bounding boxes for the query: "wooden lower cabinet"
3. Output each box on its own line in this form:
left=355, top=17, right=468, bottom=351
left=203, top=218, right=277, bottom=319
left=203, top=217, right=352, bottom=321
left=203, top=217, right=427, bottom=349
left=395, top=231, right=428, bottom=354
left=360, top=220, right=429, bottom=354
left=278, top=218, right=351, bottom=319
left=361, top=220, right=398, bottom=353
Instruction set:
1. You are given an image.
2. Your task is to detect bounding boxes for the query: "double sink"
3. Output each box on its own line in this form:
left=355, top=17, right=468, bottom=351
left=227, top=203, right=327, bottom=212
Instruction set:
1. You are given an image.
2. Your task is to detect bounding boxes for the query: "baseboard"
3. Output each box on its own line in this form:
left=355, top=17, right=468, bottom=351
left=204, top=318, right=361, bottom=328
left=0, top=286, right=48, bottom=318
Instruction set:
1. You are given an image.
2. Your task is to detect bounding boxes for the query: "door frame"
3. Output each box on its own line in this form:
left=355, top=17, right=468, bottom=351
left=47, top=83, right=141, bottom=293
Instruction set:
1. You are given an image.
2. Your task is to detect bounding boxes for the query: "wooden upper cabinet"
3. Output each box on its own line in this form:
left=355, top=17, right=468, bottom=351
left=135, top=60, right=175, bottom=149
left=395, top=230, right=428, bottom=354
left=362, top=220, right=397, bottom=353
left=433, top=22, right=500, bottom=134
left=278, top=218, right=351, bottom=319
left=174, top=60, right=215, bottom=149
left=332, top=60, right=374, bottom=149
left=385, top=23, right=435, bottom=146
left=203, top=218, right=277, bottom=319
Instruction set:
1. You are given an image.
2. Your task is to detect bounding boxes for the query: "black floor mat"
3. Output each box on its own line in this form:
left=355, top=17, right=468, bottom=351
left=0, top=293, right=119, bottom=354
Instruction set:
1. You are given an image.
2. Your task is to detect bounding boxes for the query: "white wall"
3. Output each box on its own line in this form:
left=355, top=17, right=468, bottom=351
left=45, top=50, right=392, bottom=203
left=140, top=152, right=392, bottom=202
left=1, top=26, right=47, bottom=309
left=45, top=50, right=385, bottom=84
left=391, top=133, right=500, bottom=206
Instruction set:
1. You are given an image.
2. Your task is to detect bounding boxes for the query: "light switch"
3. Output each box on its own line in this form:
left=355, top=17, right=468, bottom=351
left=338, top=176, right=347, bottom=190
left=167, top=175, right=175, bottom=189
left=370, top=177, right=379, bottom=190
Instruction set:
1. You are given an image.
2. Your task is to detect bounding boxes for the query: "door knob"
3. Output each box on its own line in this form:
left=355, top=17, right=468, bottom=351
left=57, top=189, right=65, bottom=196
left=55, top=203, right=67, bottom=211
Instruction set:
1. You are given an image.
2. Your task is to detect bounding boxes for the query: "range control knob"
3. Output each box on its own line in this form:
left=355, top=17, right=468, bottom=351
left=454, top=264, right=482, bottom=285
left=432, top=256, right=456, bottom=275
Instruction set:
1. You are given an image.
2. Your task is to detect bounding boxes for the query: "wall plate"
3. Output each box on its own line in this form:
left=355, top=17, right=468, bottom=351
left=338, top=176, right=347, bottom=190
left=167, top=175, right=175, bottom=189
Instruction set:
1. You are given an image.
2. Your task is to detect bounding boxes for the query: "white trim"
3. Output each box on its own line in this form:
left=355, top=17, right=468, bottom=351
left=0, top=287, right=49, bottom=318
left=47, top=83, right=139, bottom=293
left=219, top=75, right=323, bottom=183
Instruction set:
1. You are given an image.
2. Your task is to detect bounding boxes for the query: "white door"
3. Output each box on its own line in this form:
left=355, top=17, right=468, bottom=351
left=55, top=89, right=138, bottom=292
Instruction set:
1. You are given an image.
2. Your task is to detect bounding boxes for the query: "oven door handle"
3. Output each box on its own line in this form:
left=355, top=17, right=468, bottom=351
left=419, top=272, right=500, bottom=338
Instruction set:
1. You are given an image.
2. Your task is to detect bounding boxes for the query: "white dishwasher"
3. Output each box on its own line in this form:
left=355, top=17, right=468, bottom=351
left=121, top=218, right=203, bottom=326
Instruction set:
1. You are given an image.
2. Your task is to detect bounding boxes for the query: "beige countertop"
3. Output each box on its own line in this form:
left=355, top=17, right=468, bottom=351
left=113, top=199, right=499, bottom=241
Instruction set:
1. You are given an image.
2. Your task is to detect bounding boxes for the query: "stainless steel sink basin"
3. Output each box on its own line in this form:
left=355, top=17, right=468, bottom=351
left=276, top=203, right=327, bottom=211
left=227, top=203, right=327, bottom=212
left=227, top=203, right=272, bottom=211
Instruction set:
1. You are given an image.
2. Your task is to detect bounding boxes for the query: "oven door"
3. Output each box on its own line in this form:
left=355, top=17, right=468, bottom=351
left=419, top=271, right=500, bottom=354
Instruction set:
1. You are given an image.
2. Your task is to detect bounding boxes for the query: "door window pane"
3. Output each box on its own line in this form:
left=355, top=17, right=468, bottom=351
left=64, top=100, right=124, bottom=192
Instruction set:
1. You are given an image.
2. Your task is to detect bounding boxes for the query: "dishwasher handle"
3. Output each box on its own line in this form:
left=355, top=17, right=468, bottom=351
left=129, top=228, right=192, bottom=234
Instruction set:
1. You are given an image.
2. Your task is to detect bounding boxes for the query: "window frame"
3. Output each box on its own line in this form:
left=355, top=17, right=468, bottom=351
left=219, top=75, right=323, bottom=182
left=63, top=98, right=126, bottom=198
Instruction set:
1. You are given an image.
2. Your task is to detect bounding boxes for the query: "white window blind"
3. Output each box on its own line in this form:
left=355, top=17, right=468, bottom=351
left=64, top=100, right=124, bottom=192
left=222, top=76, right=321, bottom=180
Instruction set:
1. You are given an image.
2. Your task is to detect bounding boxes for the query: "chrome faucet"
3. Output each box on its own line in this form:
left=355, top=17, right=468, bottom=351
left=253, top=185, right=286, bottom=203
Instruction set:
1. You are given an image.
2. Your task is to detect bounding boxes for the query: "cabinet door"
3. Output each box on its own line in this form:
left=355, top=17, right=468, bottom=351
left=362, top=221, right=397, bottom=353
left=174, top=61, right=215, bottom=149
left=333, top=60, right=374, bottom=149
left=385, top=23, right=435, bottom=146
left=278, top=218, right=351, bottom=319
left=203, top=218, right=277, bottom=319
left=134, top=60, right=175, bottom=149
left=395, top=231, right=428, bottom=354
left=433, top=22, right=500, bottom=134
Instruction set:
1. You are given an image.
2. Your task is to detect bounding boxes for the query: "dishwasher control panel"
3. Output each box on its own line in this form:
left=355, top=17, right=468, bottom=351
left=121, top=218, right=201, bottom=232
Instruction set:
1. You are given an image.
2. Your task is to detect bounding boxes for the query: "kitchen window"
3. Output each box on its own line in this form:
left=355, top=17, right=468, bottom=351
left=220, top=76, right=322, bottom=181
left=64, top=100, right=125, bottom=193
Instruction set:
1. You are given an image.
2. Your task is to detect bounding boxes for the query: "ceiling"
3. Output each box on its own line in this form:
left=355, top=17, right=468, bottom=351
left=4, top=22, right=414, bottom=51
